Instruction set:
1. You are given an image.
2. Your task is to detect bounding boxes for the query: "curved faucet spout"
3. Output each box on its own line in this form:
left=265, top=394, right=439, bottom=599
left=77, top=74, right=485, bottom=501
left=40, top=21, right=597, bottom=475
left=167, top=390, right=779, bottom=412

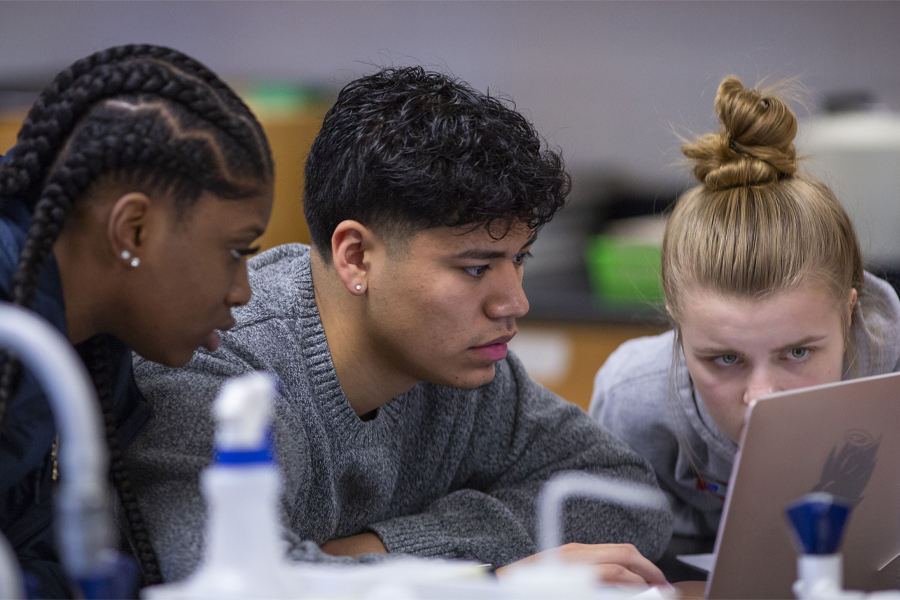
left=0, top=302, right=113, bottom=581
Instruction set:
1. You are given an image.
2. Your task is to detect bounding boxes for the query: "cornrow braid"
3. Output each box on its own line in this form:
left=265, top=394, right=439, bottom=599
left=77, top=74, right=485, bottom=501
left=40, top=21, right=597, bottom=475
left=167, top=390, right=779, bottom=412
left=87, top=336, right=163, bottom=586
left=0, top=186, right=70, bottom=429
left=0, top=44, right=273, bottom=586
left=3, top=55, right=270, bottom=201
left=4, top=55, right=125, bottom=195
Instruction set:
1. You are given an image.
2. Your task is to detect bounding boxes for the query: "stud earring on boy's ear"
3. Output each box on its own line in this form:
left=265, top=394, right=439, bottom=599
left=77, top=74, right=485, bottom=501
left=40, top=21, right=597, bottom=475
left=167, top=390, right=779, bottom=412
left=121, top=250, right=131, bottom=261
left=355, top=284, right=362, bottom=291
left=130, top=257, right=140, bottom=268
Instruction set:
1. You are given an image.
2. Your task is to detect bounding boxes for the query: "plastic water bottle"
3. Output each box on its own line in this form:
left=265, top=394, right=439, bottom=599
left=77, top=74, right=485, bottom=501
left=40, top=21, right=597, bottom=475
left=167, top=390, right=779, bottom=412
left=143, top=372, right=300, bottom=599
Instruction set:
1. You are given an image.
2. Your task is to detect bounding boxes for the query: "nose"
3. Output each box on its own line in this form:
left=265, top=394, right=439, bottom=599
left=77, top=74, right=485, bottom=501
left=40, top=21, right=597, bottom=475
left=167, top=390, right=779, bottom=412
left=226, top=261, right=253, bottom=308
left=484, top=263, right=529, bottom=321
left=743, top=368, right=778, bottom=405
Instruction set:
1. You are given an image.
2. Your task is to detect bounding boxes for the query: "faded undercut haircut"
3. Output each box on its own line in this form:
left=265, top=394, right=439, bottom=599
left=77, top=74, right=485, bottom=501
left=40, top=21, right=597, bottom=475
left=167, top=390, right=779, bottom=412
left=303, top=66, right=570, bottom=257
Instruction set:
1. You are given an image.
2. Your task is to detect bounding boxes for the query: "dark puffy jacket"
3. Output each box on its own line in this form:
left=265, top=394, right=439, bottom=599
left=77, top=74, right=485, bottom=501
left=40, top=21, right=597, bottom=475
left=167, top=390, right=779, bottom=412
left=0, top=153, right=151, bottom=598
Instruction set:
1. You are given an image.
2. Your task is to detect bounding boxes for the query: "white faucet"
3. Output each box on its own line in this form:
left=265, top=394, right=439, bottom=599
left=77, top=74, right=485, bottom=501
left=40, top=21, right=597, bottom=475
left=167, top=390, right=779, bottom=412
left=0, top=302, right=114, bottom=596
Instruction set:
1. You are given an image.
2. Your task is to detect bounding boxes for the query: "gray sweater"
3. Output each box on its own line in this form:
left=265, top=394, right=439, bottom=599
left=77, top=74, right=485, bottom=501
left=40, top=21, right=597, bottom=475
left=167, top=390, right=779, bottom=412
left=589, top=272, right=900, bottom=538
left=127, top=244, right=673, bottom=583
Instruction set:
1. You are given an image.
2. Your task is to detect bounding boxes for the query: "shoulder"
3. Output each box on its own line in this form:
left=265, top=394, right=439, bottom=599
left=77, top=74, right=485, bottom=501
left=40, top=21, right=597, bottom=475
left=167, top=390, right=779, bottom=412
left=856, top=271, right=900, bottom=374
left=593, top=330, right=676, bottom=401
left=248, top=243, right=310, bottom=278
left=233, top=244, right=310, bottom=329
left=208, top=244, right=312, bottom=364
left=486, top=351, right=575, bottom=412
left=861, top=271, right=900, bottom=311
left=131, top=345, right=255, bottom=460
left=134, top=348, right=245, bottom=402
left=416, top=352, right=548, bottom=412
left=589, top=330, right=678, bottom=436
left=488, top=350, right=535, bottom=392
left=0, top=201, right=28, bottom=296
left=135, top=245, right=313, bottom=404
left=457, top=351, right=656, bottom=464
left=427, top=351, right=585, bottom=430
left=481, top=352, right=638, bottom=453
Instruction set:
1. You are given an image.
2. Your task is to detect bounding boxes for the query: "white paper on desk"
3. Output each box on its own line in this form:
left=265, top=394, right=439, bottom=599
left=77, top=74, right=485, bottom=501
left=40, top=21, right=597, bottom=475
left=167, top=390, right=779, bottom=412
left=676, top=553, right=715, bottom=573
left=630, top=587, right=669, bottom=600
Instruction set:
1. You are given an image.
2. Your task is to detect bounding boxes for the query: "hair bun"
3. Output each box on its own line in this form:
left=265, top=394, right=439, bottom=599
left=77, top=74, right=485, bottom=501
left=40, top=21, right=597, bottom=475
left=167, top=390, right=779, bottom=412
left=683, top=75, right=798, bottom=191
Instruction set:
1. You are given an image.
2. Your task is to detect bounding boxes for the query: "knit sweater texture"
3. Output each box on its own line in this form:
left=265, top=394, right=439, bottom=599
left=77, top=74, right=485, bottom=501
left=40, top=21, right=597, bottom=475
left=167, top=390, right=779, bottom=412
left=590, top=271, right=900, bottom=538
left=127, top=244, right=674, bottom=583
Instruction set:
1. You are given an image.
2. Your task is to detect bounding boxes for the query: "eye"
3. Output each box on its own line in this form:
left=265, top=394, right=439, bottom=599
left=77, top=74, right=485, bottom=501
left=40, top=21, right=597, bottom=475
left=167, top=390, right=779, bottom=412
left=513, top=251, right=533, bottom=266
left=464, top=265, right=489, bottom=277
left=714, top=354, right=739, bottom=367
left=230, top=246, right=261, bottom=260
left=787, top=347, right=810, bottom=361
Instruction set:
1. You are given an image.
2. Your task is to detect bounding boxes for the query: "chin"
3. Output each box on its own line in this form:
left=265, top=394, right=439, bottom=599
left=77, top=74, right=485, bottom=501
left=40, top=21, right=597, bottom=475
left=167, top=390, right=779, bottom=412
left=448, top=364, right=497, bottom=390
left=136, top=346, right=196, bottom=369
left=164, top=353, right=196, bottom=368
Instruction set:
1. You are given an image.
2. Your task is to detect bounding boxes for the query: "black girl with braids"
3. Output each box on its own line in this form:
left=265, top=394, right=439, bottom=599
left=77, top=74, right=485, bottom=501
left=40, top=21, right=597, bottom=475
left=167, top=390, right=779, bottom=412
left=0, top=45, right=273, bottom=597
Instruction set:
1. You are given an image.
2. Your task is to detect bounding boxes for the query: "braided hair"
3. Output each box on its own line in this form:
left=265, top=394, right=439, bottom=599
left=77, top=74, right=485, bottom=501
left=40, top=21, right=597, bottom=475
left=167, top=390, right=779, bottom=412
left=0, top=44, right=273, bottom=585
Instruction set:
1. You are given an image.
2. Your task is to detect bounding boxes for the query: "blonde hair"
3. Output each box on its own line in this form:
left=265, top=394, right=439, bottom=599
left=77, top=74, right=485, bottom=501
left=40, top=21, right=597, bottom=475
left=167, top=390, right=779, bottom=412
left=663, top=76, right=864, bottom=355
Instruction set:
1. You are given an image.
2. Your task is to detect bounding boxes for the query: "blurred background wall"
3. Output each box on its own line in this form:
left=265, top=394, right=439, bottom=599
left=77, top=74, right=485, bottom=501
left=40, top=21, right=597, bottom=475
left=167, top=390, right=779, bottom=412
left=4, top=1, right=900, bottom=264
left=2, top=1, right=899, bottom=183
left=2, top=1, right=898, bottom=406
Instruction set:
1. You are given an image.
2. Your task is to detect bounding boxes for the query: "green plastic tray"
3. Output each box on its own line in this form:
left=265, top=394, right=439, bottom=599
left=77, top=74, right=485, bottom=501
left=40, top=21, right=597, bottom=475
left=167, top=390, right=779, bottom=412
left=585, top=234, right=664, bottom=304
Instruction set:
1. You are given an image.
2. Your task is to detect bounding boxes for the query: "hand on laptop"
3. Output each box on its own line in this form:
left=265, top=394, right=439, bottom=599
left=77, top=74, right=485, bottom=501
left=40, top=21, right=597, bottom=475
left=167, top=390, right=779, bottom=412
left=496, top=543, right=670, bottom=588
left=320, top=535, right=670, bottom=588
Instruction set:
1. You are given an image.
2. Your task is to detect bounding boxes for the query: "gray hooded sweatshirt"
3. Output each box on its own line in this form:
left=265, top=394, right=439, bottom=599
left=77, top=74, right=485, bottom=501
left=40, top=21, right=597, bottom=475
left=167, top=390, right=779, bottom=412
left=126, top=244, right=673, bottom=583
left=590, top=272, right=900, bottom=538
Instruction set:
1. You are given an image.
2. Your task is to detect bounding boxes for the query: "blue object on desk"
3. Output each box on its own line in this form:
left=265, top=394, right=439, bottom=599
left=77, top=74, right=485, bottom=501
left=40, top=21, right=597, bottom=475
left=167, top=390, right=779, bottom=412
left=74, top=553, right=139, bottom=600
left=785, top=492, right=852, bottom=555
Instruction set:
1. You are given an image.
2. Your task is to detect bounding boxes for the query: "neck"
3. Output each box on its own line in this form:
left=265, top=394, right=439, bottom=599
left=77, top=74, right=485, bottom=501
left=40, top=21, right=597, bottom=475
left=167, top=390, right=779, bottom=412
left=53, top=230, right=114, bottom=345
left=311, top=256, right=418, bottom=417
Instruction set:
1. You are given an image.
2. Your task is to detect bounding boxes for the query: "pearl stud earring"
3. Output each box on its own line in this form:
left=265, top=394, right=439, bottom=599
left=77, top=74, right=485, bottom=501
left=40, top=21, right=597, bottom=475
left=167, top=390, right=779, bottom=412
left=355, top=284, right=362, bottom=291
left=121, top=250, right=139, bottom=268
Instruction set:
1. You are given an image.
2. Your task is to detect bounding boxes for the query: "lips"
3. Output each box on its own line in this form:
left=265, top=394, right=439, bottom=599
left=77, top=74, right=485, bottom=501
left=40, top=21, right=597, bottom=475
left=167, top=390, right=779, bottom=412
left=202, top=318, right=236, bottom=352
left=478, top=333, right=515, bottom=347
left=470, top=333, right=516, bottom=362
left=203, top=331, right=220, bottom=352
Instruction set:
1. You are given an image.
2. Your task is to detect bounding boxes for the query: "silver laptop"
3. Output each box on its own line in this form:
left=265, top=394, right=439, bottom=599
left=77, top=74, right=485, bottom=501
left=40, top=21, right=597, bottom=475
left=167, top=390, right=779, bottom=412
left=680, top=371, right=900, bottom=599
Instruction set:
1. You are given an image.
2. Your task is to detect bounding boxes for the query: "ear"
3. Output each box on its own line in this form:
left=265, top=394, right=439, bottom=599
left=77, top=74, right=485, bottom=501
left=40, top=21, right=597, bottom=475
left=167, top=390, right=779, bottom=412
left=106, top=192, right=152, bottom=263
left=846, top=287, right=858, bottom=328
left=665, top=303, right=685, bottom=343
left=331, top=220, right=381, bottom=295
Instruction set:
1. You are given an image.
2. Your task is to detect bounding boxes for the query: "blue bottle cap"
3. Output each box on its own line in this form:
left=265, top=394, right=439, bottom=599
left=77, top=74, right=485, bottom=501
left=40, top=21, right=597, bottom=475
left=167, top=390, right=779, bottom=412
left=215, top=426, right=276, bottom=465
left=785, top=492, right=852, bottom=555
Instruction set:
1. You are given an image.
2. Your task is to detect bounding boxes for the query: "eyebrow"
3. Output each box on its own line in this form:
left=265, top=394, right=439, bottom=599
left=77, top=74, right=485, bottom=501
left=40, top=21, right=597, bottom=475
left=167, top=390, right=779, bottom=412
left=692, top=334, right=830, bottom=356
left=452, top=232, right=539, bottom=260
left=772, top=335, right=829, bottom=353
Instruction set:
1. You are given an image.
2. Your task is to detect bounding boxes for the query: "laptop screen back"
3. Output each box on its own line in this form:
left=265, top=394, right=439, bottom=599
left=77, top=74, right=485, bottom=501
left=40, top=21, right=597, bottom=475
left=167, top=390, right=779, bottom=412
left=706, top=371, right=900, bottom=599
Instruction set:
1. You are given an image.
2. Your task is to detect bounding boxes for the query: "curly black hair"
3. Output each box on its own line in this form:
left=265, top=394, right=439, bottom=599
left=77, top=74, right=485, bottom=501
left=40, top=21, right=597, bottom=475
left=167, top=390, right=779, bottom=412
left=0, top=44, right=273, bottom=587
left=303, top=67, right=570, bottom=255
